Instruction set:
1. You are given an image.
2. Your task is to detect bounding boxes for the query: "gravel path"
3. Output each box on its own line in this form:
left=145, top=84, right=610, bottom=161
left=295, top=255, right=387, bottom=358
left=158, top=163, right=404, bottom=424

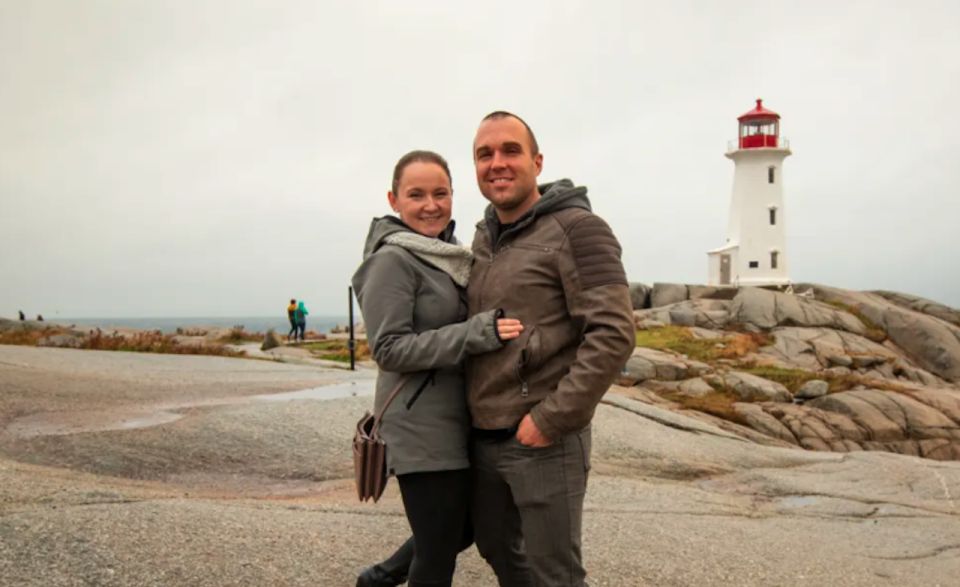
left=1, top=345, right=959, bottom=586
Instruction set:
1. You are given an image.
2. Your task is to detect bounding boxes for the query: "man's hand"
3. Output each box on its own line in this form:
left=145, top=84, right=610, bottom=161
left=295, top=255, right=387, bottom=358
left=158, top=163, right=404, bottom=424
left=516, top=413, right=552, bottom=447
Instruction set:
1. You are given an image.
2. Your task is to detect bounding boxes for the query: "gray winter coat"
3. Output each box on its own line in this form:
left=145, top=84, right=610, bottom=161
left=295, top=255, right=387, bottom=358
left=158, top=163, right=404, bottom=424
left=351, top=217, right=503, bottom=476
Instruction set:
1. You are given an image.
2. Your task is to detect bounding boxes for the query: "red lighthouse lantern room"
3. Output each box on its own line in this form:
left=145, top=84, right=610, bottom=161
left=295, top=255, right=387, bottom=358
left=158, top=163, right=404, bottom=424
left=738, top=98, right=781, bottom=149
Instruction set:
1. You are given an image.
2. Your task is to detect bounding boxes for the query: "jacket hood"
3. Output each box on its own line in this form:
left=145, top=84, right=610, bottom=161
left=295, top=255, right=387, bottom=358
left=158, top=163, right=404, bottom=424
left=481, top=179, right=591, bottom=244
left=532, top=179, right=592, bottom=216
left=362, top=216, right=457, bottom=260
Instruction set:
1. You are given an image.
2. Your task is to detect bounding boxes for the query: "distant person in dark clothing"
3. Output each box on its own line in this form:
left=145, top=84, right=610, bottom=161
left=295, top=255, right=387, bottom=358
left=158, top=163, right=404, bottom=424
left=36, top=314, right=44, bottom=321
left=287, top=299, right=298, bottom=341
left=295, top=301, right=308, bottom=341
left=18, top=310, right=25, bottom=321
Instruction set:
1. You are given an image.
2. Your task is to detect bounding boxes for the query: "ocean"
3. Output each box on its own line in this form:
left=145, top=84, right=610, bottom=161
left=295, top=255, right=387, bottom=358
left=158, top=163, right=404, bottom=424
left=55, top=316, right=349, bottom=335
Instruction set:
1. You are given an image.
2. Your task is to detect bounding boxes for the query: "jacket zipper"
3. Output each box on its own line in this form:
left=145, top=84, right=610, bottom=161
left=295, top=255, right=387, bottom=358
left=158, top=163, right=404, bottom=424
left=405, top=370, right=436, bottom=410
left=515, top=355, right=529, bottom=398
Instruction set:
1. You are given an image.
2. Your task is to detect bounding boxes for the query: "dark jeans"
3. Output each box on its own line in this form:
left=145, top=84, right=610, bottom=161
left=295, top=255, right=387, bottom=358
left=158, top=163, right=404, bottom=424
left=396, top=469, right=471, bottom=587
left=296, top=321, right=305, bottom=340
left=471, top=427, right=592, bottom=587
left=287, top=321, right=297, bottom=340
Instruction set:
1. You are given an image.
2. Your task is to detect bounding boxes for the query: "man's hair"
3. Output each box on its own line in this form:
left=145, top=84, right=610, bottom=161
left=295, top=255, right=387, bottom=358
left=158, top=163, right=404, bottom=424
left=391, top=150, right=452, bottom=194
left=480, top=111, right=540, bottom=156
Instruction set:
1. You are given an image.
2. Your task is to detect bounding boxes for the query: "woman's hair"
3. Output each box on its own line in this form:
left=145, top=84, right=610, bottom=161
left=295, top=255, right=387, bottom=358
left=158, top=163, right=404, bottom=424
left=391, top=150, right=452, bottom=194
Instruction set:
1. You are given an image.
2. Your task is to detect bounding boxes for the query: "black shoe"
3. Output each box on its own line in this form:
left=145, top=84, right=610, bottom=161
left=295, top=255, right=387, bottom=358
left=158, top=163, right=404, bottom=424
left=356, top=564, right=406, bottom=587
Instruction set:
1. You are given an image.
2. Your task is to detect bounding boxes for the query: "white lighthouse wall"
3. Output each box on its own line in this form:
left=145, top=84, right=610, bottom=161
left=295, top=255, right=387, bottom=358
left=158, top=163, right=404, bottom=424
left=707, top=253, right=719, bottom=285
left=725, top=149, right=790, bottom=285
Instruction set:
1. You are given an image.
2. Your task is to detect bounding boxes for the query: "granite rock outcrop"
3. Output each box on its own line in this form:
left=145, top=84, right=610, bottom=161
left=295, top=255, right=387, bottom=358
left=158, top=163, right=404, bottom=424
left=622, top=283, right=960, bottom=460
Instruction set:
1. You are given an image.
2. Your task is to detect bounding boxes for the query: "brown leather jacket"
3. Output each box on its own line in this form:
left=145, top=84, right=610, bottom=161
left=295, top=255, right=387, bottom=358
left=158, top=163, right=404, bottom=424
left=466, top=179, right=635, bottom=440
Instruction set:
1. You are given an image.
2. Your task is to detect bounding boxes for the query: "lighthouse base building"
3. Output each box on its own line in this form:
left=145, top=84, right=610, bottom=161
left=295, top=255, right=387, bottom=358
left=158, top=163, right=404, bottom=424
left=708, top=99, right=791, bottom=287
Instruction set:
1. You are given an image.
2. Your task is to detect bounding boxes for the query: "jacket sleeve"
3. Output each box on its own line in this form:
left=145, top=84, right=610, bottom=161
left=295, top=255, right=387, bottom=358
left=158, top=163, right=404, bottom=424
left=528, top=215, right=635, bottom=440
left=351, top=246, right=504, bottom=373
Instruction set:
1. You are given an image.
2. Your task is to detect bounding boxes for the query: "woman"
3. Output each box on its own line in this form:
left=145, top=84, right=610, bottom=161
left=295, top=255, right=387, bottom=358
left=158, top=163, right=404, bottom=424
left=351, top=150, right=522, bottom=587
left=295, top=300, right=308, bottom=341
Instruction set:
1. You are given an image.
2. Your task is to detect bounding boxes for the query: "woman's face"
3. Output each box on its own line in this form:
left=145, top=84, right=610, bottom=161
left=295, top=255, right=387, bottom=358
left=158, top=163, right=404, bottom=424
left=388, top=161, right=452, bottom=238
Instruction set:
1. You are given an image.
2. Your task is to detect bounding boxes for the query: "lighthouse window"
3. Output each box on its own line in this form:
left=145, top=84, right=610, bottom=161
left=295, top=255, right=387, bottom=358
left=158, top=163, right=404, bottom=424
left=771, top=251, right=779, bottom=269
left=768, top=167, right=776, bottom=184
left=749, top=261, right=759, bottom=268
left=769, top=208, right=777, bottom=225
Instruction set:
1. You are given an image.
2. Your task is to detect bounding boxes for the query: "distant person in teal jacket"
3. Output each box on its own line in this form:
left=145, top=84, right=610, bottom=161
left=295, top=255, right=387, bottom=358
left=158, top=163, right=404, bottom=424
left=295, top=300, right=308, bottom=341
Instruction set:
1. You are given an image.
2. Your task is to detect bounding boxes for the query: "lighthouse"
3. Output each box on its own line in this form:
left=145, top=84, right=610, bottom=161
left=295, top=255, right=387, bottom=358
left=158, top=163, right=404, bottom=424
left=707, top=98, right=791, bottom=286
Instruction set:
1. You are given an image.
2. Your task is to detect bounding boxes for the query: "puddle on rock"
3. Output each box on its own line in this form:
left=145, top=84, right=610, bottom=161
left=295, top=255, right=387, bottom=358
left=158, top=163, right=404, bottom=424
left=777, top=495, right=820, bottom=508
left=253, top=380, right=374, bottom=402
left=4, top=379, right=375, bottom=438
left=5, top=410, right=184, bottom=439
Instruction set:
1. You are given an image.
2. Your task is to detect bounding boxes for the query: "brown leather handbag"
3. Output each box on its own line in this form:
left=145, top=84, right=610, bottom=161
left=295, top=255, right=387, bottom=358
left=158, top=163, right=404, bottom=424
left=353, top=375, right=409, bottom=503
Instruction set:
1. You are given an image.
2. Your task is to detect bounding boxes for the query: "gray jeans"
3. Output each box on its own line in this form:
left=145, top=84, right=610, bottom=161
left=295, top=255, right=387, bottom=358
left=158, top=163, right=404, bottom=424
left=470, top=426, right=591, bottom=587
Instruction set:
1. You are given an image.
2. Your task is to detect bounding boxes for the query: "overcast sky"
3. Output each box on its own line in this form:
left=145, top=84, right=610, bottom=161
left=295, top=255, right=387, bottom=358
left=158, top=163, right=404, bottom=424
left=2, top=0, right=958, bottom=318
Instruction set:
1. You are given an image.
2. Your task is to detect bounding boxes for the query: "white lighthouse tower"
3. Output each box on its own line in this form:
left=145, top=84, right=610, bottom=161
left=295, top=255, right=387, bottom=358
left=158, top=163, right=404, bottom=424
left=708, top=99, right=791, bottom=286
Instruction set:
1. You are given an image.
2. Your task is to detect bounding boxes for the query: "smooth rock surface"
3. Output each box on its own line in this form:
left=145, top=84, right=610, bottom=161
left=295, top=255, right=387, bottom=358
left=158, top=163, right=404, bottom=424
left=721, top=371, right=793, bottom=402
left=629, top=282, right=652, bottom=310
left=795, top=379, right=829, bottom=400
left=730, top=287, right=866, bottom=334
left=650, top=283, right=688, bottom=308
left=2, top=346, right=959, bottom=586
left=807, top=284, right=960, bottom=383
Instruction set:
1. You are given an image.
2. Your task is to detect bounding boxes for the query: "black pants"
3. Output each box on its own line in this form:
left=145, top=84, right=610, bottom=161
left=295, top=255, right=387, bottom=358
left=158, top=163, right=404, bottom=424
left=396, top=469, right=471, bottom=587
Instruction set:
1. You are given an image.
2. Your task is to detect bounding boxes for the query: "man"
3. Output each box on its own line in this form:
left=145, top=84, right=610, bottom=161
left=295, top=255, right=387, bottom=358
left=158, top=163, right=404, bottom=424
left=466, top=111, right=635, bottom=586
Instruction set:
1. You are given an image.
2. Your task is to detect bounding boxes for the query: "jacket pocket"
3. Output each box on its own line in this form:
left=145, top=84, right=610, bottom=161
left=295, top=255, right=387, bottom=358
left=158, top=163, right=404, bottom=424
left=510, top=242, right=556, bottom=255
left=515, top=327, right=542, bottom=398
left=577, top=426, right=592, bottom=472
left=404, top=370, right=436, bottom=410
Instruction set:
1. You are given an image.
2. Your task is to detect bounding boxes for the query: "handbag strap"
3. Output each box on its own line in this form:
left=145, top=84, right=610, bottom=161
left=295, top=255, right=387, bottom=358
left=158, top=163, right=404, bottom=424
left=370, top=374, right=411, bottom=436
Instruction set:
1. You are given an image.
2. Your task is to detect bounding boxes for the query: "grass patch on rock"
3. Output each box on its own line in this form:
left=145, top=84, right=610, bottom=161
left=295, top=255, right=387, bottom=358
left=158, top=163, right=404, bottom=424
left=823, top=372, right=861, bottom=394
left=300, top=339, right=371, bottom=363
left=739, top=365, right=817, bottom=393
left=217, top=325, right=262, bottom=344
left=659, top=388, right=750, bottom=426
left=84, top=331, right=246, bottom=357
left=739, top=363, right=861, bottom=394
left=0, top=327, right=245, bottom=358
left=0, top=327, right=52, bottom=346
left=825, top=300, right=886, bottom=342
left=636, top=326, right=772, bottom=362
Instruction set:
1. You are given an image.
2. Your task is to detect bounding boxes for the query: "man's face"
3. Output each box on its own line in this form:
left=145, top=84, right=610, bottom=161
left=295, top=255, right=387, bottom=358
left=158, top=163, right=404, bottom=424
left=473, top=116, right=543, bottom=218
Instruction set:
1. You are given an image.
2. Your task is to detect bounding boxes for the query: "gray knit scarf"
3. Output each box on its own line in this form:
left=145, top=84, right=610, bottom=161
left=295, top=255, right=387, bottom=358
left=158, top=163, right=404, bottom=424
left=384, top=232, right=474, bottom=287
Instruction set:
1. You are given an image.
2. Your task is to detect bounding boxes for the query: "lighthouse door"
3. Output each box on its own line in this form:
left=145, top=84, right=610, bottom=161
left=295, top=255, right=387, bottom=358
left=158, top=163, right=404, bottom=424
left=720, top=255, right=731, bottom=285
